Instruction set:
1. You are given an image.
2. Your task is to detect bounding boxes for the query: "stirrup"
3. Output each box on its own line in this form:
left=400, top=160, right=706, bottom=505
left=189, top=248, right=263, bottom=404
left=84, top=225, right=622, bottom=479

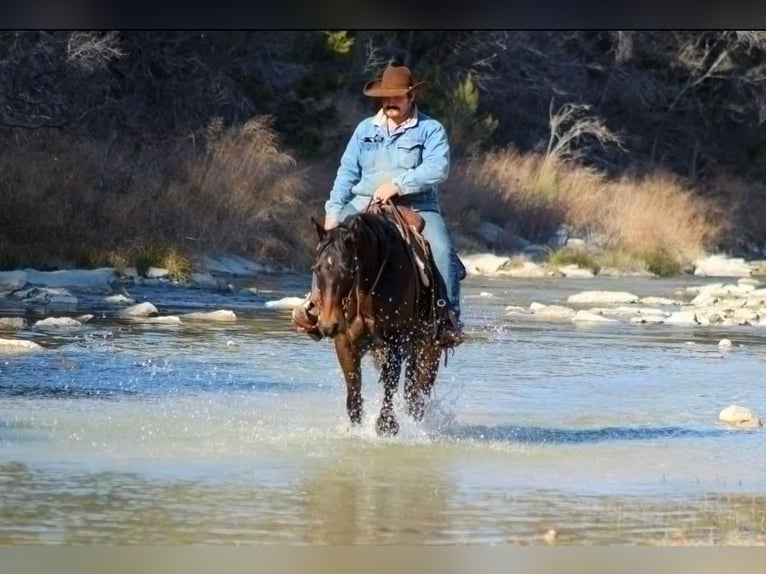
left=437, top=306, right=464, bottom=349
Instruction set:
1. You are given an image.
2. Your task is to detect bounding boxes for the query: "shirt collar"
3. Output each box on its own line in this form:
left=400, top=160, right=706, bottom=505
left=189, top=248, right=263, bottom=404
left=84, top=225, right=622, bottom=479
left=372, top=105, right=419, bottom=130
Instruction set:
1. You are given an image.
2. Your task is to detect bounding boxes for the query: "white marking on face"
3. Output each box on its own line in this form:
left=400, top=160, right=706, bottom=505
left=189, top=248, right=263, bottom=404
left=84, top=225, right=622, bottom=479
left=327, top=256, right=333, bottom=266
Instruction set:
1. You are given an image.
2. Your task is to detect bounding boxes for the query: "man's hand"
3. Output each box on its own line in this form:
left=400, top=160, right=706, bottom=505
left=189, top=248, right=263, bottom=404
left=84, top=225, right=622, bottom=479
left=372, top=180, right=400, bottom=204
left=324, top=216, right=338, bottom=230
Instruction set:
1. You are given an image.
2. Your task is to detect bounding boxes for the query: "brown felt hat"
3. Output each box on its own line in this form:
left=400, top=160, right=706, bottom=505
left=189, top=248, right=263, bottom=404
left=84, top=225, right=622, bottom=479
left=362, top=64, right=428, bottom=98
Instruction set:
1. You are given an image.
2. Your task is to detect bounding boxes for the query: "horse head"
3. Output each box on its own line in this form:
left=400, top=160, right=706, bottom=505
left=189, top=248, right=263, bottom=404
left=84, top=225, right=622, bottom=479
left=310, top=215, right=362, bottom=338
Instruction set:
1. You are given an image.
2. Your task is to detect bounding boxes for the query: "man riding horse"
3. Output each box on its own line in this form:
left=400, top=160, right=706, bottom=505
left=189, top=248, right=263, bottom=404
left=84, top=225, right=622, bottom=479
left=292, top=57, right=464, bottom=349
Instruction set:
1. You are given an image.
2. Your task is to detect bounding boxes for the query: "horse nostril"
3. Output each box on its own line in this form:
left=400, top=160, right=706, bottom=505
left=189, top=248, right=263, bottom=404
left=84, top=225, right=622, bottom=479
left=321, top=322, right=339, bottom=338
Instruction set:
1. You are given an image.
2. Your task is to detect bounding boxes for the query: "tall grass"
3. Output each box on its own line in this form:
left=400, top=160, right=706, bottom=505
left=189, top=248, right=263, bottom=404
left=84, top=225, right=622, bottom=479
left=443, top=148, right=725, bottom=273
left=0, top=117, right=320, bottom=271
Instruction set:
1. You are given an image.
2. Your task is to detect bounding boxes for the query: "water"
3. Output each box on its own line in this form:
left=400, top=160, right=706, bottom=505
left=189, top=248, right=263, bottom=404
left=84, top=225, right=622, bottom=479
left=2, top=273, right=766, bottom=545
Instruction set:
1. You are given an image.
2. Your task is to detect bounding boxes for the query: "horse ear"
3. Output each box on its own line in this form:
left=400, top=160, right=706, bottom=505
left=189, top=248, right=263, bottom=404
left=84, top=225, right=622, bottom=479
left=311, top=216, right=325, bottom=240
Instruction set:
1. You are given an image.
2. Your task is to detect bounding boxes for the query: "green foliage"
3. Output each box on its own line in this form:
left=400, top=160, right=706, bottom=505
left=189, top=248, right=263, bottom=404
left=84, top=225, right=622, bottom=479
left=323, top=31, right=355, bottom=55
left=127, top=243, right=193, bottom=282
left=546, top=246, right=601, bottom=274
left=421, top=70, right=498, bottom=158
left=643, top=250, right=682, bottom=277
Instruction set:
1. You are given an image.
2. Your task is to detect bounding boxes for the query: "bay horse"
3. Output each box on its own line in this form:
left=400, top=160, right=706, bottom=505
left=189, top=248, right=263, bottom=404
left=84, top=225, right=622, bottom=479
left=310, top=205, right=446, bottom=436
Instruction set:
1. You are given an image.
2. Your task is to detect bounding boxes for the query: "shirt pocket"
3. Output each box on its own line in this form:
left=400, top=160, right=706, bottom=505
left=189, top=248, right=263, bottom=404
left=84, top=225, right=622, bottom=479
left=396, top=140, right=424, bottom=169
left=359, top=140, right=382, bottom=170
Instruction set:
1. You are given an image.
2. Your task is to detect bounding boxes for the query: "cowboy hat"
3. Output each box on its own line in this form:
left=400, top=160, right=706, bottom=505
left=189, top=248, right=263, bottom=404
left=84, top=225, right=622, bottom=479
left=362, top=64, right=428, bottom=98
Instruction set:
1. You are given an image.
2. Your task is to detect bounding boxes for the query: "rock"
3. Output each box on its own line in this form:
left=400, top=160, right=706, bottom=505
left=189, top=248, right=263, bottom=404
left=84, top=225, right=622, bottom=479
left=459, top=253, right=511, bottom=276
left=567, top=291, right=639, bottom=305
left=180, top=310, right=237, bottom=322
left=572, top=310, right=618, bottom=323
left=24, top=267, right=117, bottom=292
left=104, top=294, right=135, bottom=305
left=639, top=296, right=679, bottom=306
left=693, top=255, right=752, bottom=277
left=33, top=317, right=82, bottom=329
left=265, top=296, right=305, bottom=310
left=497, top=261, right=548, bottom=278
left=663, top=311, right=701, bottom=325
left=189, top=272, right=221, bottom=289
left=0, top=338, right=43, bottom=352
left=118, top=302, right=158, bottom=318
left=12, top=287, right=78, bottom=307
left=531, top=304, right=576, bottom=320
left=557, top=264, right=595, bottom=279
left=718, top=405, right=762, bottom=428
left=0, top=270, right=28, bottom=291
left=136, top=316, right=183, bottom=325
left=201, top=255, right=272, bottom=276
left=541, top=529, right=558, bottom=544
left=146, top=267, right=169, bottom=279
left=0, top=317, right=26, bottom=330
left=718, top=338, right=733, bottom=348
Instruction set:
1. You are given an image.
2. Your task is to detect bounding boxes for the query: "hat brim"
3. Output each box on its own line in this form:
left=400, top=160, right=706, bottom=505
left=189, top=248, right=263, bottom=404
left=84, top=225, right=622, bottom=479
left=362, top=80, right=428, bottom=98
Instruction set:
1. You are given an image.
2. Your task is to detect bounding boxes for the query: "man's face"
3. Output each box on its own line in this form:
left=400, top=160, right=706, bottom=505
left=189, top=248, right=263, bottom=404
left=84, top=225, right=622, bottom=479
left=382, top=94, right=413, bottom=121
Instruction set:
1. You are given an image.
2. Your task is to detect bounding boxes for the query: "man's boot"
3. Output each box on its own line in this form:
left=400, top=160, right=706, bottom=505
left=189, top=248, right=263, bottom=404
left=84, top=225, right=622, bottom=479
left=437, top=305, right=465, bottom=349
left=291, top=293, right=322, bottom=341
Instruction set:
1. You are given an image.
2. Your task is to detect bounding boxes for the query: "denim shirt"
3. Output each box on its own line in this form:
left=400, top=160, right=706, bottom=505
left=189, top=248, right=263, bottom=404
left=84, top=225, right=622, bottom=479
left=324, top=107, right=450, bottom=222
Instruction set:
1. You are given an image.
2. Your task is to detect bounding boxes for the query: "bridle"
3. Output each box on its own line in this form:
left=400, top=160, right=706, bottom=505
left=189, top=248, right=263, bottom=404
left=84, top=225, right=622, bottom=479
left=313, top=219, right=391, bottom=324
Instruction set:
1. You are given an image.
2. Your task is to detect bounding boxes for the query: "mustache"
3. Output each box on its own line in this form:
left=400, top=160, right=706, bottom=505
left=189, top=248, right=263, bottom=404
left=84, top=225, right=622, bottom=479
left=384, top=105, right=400, bottom=111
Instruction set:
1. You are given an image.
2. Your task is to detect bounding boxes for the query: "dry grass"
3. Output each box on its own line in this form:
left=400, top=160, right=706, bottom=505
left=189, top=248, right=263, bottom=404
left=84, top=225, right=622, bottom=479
left=444, top=147, right=726, bottom=273
left=0, top=126, right=744, bottom=276
left=0, top=117, right=322, bottom=272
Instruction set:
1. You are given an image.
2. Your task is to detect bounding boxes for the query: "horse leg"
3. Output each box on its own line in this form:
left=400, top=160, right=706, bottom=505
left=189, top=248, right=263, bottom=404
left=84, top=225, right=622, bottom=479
left=334, top=334, right=363, bottom=425
left=404, top=340, right=441, bottom=422
left=376, top=348, right=403, bottom=437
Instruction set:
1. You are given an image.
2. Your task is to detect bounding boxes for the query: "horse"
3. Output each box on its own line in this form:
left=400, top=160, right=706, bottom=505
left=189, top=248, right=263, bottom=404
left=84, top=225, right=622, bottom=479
left=309, top=205, right=447, bottom=436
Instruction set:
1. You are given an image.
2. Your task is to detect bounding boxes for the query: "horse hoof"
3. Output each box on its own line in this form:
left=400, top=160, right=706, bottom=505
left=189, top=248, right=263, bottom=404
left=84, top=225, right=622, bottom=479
left=376, top=416, right=399, bottom=437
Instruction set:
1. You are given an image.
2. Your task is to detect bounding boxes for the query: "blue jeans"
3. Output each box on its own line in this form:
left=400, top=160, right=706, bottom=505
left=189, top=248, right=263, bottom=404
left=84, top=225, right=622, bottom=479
left=338, top=203, right=461, bottom=318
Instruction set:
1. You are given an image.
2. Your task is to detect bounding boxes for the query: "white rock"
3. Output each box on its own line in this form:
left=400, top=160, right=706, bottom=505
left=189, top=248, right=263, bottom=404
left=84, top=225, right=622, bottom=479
left=718, top=338, right=733, bottom=348
left=572, top=310, right=618, bottom=323
left=134, top=316, right=183, bottom=325
left=558, top=264, right=595, bottom=278
left=693, top=255, right=752, bottom=277
left=180, top=310, right=237, bottom=322
left=532, top=304, right=577, bottom=320
left=265, top=296, right=305, bottom=310
left=496, top=261, right=548, bottom=278
left=0, top=338, right=43, bottom=352
left=146, top=267, right=169, bottom=279
left=24, top=267, right=117, bottom=292
left=118, top=302, right=158, bottom=318
left=105, top=294, right=135, bottom=305
left=567, top=291, right=639, bottom=305
left=595, top=305, right=666, bottom=318
left=0, top=317, right=26, bottom=330
left=504, top=305, right=529, bottom=315
left=33, top=317, right=82, bottom=329
left=718, top=405, right=762, bottom=428
left=639, top=296, right=679, bottom=306
left=459, top=253, right=511, bottom=276
left=664, top=311, right=701, bottom=325
left=12, top=287, right=78, bottom=307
